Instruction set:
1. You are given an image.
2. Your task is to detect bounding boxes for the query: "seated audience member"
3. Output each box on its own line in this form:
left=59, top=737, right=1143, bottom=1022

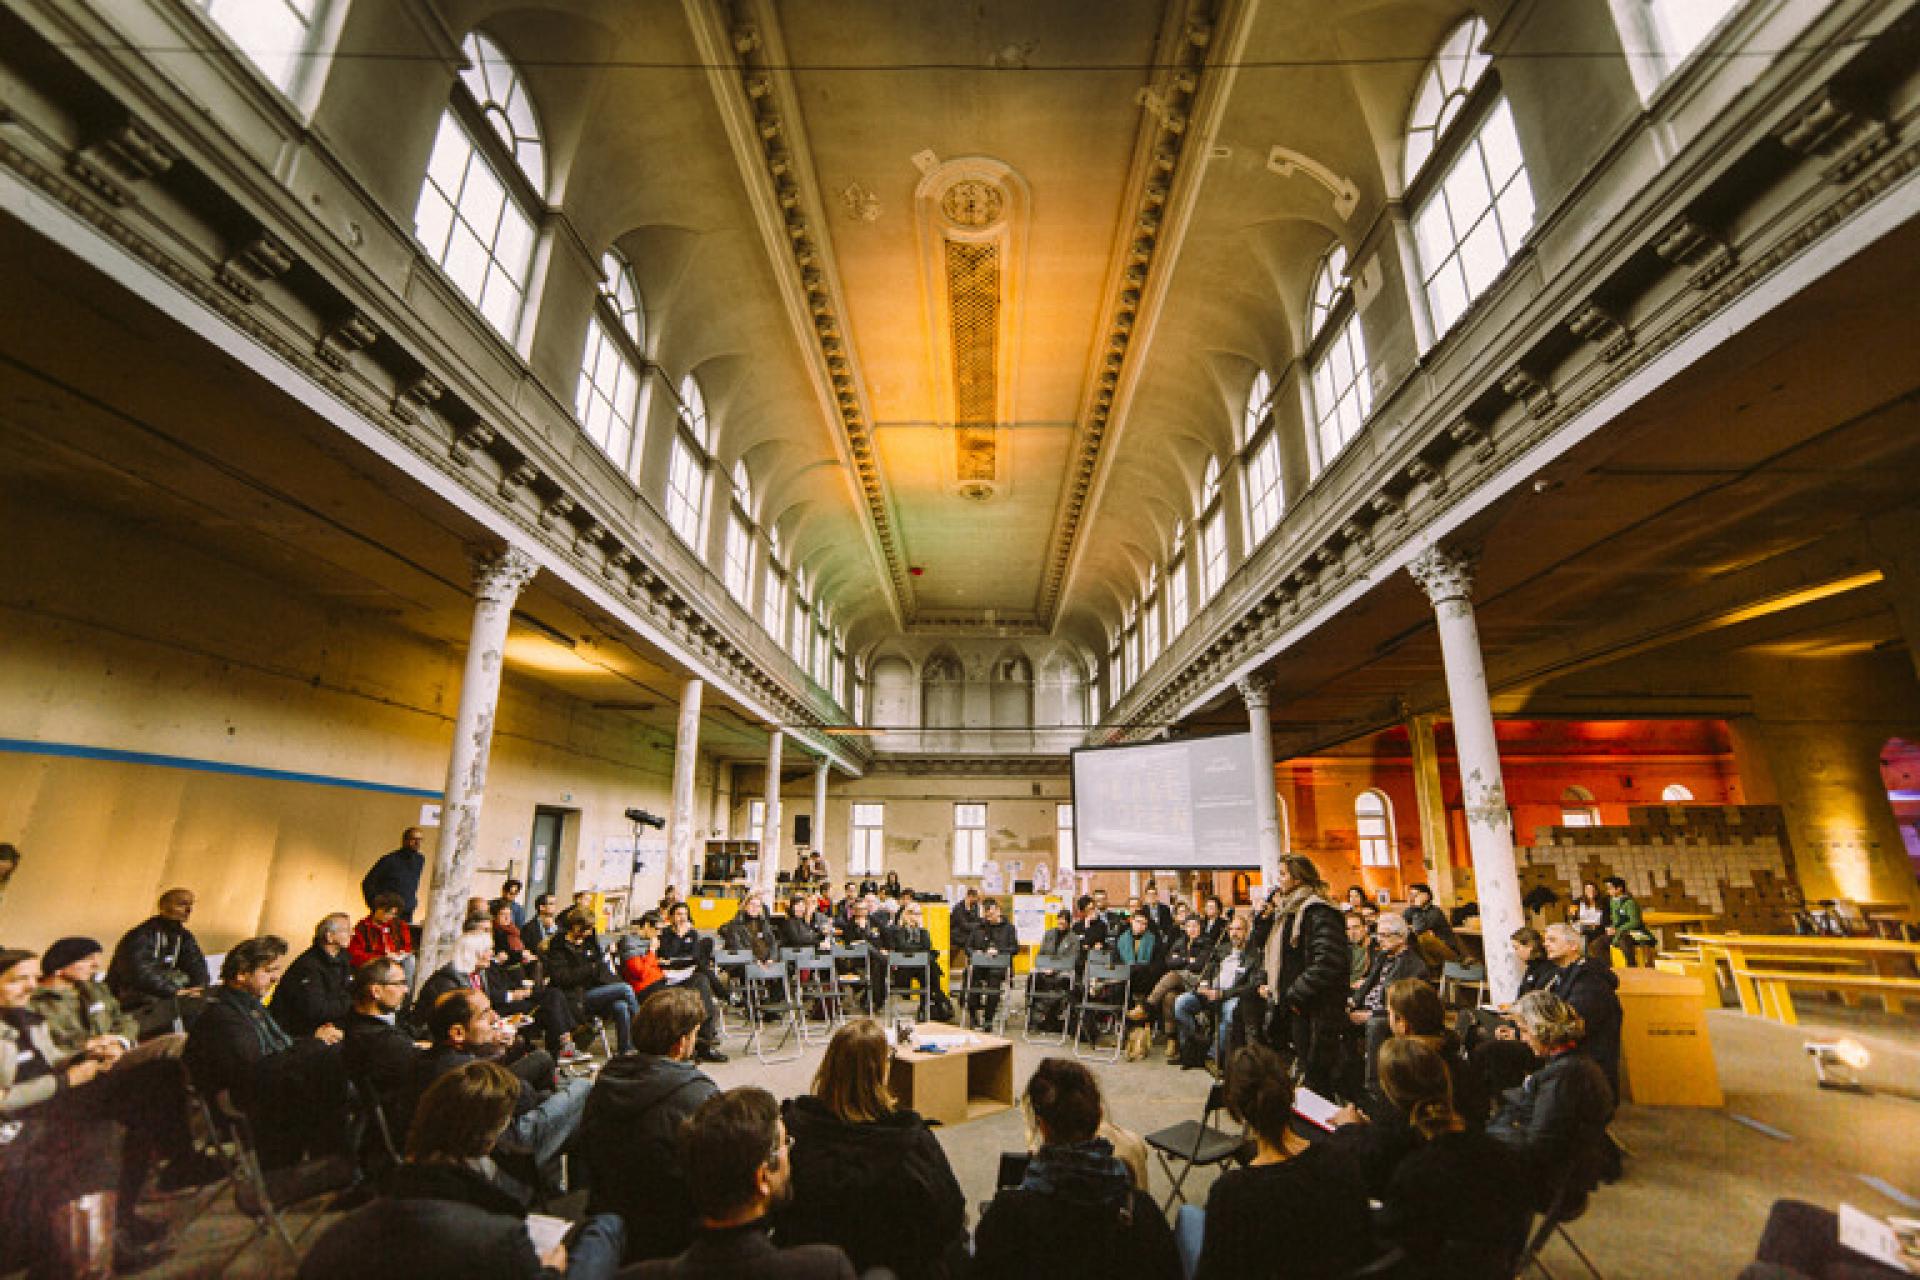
left=657, top=902, right=710, bottom=971
left=499, top=878, right=529, bottom=930
left=491, top=898, right=542, bottom=976
left=1383, top=978, right=1487, bottom=1127
left=865, top=891, right=894, bottom=933
left=341, top=956, right=420, bottom=1109
left=1570, top=883, right=1610, bottom=961
left=775, top=1019, right=968, bottom=1279
left=1542, top=922, right=1623, bottom=1096
left=1184, top=1045, right=1373, bottom=1280
left=1346, top=910, right=1377, bottom=992
left=350, top=893, right=415, bottom=975
left=830, top=896, right=886, bottom=1010
left=547, top=908, right=641, bottom=1055
left=950, top=888, right=984, bottom=951
left=583, top=988, right=721, bottom=1263
left=272, top=913, right=354, bottom=1039
left=1114, top=908, right=1162, bottom=1021
left=974, top=1058, right=1178, bottom=1280
left=720, top=894, right=781, bottom=963
left=964, top=899, right=1021, bottom=1028
left=776, top=892, right=826, bottom=952
left=409, top=990, right=589, bottom=1179
left=619, top=914, right=667, bottom=1000
left=1349, top=912, right=1429, bottom=1097
left=1173, top=912, right=1264, bottom=1068
left=106, top=887, right=209, bottom=1034
left=1486, top=991, right=1615, bottom=1217
left=1070, top=894, right=1111, bottom=960
left=1196, top=894, right=1228, bottom=951
left=1374, top=1038, right=1529, bottom=1277
left=1345, top=886, right=1371, bottom=913
left=1027, top=906, right=1082, bottom=1031
left=881, top=899, right=947, bottom=1007
left=1402, top=883, right=1461, bottom=966
left=183, top=935, right=350, bottom=1168
left=1737, top=1199, right=1916, bottom=1280
left=423, top=928, right=580, bottom=1060
left=1140, top=881, right=1175, bottom=940
left=32, top=935, right=159, bottom=1056
left=1603, top=876, right=1656, bottom=967
left=627, top=1086, right=856, bottom=1279
left=1260, top=854, right=1350, bottom=1095
left=1512, top=926, right=1556, bottom=999
left=1146, top=913, right=1209, bottom=1054
left=522, top=893, right=560, bottom=952
left=300, top=1060, right=623, bottom=1279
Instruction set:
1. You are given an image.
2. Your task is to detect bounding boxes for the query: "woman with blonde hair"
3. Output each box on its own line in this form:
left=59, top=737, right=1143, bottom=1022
left=774, top=1019, right=967, bottom=1279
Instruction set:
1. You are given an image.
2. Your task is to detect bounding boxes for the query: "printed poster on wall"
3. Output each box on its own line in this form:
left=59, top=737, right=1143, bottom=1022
left=1011, top=895, right=1050, bottom=945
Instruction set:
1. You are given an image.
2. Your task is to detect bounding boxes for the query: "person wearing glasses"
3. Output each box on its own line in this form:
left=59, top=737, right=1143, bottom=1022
left=626, top=1086, right=855, bottom=1279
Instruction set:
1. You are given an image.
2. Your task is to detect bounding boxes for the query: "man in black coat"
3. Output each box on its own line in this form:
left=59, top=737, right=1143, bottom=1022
left=775, top=893, right=826, bottom=952
left=627, top=1086, right=855, bottom=1280
left=962, top=899, right=1020, bottom=1028
left=1140, top=881, right=1175, bottom=941
left=106, top=887, right=209, bottom=1033
left=340, top=956, right=418, bottom=1113
left=1347, top=913, right=1431, bottom=1101
left=1261, top=855, right=1351, bottom=1095
left=271, top=914, right=353, bottom=1038
left=949, top=888, right=984, bottom=952
left=361, top=827, right=428, bottom=924
left=582, top=988, right=720, bottom=1264
left=182, top=935, right=348, bottom=1168
left=1542, top=922, right=1623, bottom=1096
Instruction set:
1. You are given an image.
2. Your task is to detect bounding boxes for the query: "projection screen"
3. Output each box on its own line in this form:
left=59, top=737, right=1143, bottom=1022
left=1069, top=733, right=1261, bottom=870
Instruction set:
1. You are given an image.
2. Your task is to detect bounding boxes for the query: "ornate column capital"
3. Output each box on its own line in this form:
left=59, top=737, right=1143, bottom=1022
left=1408, top=545, right=1477, bottom=607
left=1234, top=674, right=1271, bottom=711
left=470, top=545, right=538, bottom=604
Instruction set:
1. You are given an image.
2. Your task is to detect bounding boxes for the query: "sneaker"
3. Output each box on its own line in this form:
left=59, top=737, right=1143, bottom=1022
left=695, top=1046, right=730, bottom=1064
left=557, top=1045, right=586, bottom=1064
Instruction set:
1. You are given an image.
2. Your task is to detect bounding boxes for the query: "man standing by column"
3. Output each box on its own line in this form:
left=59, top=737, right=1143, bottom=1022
left=362, top=828, right=427, bottom=926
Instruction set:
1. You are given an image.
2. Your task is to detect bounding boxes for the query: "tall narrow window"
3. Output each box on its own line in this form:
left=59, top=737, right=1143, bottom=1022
left=1405, top=17, right=1534, bottom=340
left=196, top=0, right=329, bottom=93
left=1056, top=803, right=1076, bottom=871
left=1242, top=371, right=1285, bottom=546
left=1356, top=790, right=1395, bottom=868
left=666, top=374, right=713, bottom=550
left=790, top=569, right=811, bottom=669
left=748, top=799, right=767, bottom=839
left=849, top=803, right=885, bottom=876
left=1167, top=546, right=1190, bottom=636
left=762, top=530, right=787, bottom=644
left=574, top=250, right=644, bottom=473
left=953, top=804, right=988, bottom=877
left=1107, top=642, right=1123, bottom=702
left=1142, top=581, right=1162, bottom=671
left=723, top=463, right=754, bottom=601
left=414, top=33, right=543, bottom=341
left=1201, top=508, right=1227, bottom=601
left=1647, top=0, right=1741, bottom=74
left=1307, top=243, right=1373, bottom=470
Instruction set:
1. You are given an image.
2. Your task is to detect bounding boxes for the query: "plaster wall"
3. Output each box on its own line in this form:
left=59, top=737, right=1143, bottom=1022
left=0, top=500, right=694, bottom=954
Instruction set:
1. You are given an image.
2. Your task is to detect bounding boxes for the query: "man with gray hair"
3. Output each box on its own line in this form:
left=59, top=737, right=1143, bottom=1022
left=272, top=913, right=354, bottom=1038
left=1542, top=919, right=1622, bottom=1095
left=1347, top=911, right=1430, bottom=1099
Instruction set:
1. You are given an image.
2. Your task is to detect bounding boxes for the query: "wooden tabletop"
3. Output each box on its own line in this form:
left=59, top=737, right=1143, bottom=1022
left=890, top=1023, right=1011, bottom=1062
left=1680, top=932, right=1920, bottom=954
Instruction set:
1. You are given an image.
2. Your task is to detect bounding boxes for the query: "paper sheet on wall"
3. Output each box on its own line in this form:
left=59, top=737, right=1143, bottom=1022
left=1012, top=895, right=1049, bottom=945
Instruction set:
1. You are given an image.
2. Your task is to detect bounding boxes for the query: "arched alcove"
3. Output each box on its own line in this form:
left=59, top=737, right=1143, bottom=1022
left=869, top=654, right=914, bottom=729
left=921, top=650, right=964, bottom=730
left=990, top=650, right=1034, bottom=729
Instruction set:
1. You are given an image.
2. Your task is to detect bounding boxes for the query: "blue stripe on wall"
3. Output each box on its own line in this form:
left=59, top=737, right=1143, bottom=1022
left=0, top=738, right=440, bottom=800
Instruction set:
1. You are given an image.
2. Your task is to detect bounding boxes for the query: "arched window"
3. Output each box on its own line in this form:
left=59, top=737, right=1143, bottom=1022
left=1167, top=522, right=1191, bottom=637
left=1356, top=790, right=1395, bottom=867
left=194, top=0, right=334, bottom=95
left=723, top=460, right=755, bottom=600
left=1560, top=785, right=1601, bottom=827
left=790, top=566, right=812, bottom=669
left=1661, top=783, right=1695, bottom=803
left=414, top=32, right=544, bottom=341
left=574, top=250, right=644, bottom=472
left=1122, top=599, right=1141, bottom=691
left=1198, top=457, right=1228, bottom=603
left=761, top=531, right=787, bottom=645
left=1307, top=242, right=1373, bottom=472
left=1243, top=371, right=1284, bottom=548
left=1405, top=17, right=1534, bottom=340
left=1142, top=569, right=1163, bottom=671
left=666, top=374, right=713, bottom=550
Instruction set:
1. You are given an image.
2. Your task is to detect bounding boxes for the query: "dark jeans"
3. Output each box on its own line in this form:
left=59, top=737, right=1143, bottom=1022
left=580, top=984, right=639, bottom=1053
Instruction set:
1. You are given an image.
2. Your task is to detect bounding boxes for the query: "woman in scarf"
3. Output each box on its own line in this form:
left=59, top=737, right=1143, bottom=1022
left=1258, top=854, right=1350, bottom=1094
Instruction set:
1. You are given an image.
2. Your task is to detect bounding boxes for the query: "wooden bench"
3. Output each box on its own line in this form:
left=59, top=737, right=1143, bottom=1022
left=1729, top=968, right=1920, bottom=1025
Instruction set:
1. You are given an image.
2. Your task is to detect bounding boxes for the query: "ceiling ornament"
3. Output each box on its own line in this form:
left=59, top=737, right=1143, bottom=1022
left=839, top=181, right=880, bottom=222
left=1265, top=146, right=1361, bottom=222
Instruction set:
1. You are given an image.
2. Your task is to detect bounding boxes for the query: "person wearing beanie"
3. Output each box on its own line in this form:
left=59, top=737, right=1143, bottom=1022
left=32, top=937, right=143, bottom=1055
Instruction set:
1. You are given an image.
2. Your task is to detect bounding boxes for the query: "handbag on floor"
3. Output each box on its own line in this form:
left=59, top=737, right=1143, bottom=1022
left=1124, top=1025, right=1152, bottom=1061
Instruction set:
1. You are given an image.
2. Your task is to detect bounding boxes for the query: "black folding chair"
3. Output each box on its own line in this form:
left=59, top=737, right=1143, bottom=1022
left=1021, top=954, right=1075, bottom=1045
left=885, top=952, right=932, bottom=1023
left=1073, top=955, right=1131, bottom=1062
left=960, top=950, right=1013, bottom=1033
left=792, top=951, right=844, bottom=1040
left=1142, top=1080, right=1247, bottom=1215
left=831, top=942, right=873, bottom=1012
left=1519, top=1171, right=1609, bottom=1279
left=712, top=946, right=755, bottom=1041
left=743, top=960, right=804, bottom=1064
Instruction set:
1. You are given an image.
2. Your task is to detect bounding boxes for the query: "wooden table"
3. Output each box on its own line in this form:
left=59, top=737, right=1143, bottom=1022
left=1680, top=933, right=1920, bottom=1019
left=886, top=1023, right=1014, bottom=1127
left=1642, top=911, right=1716, bottom=951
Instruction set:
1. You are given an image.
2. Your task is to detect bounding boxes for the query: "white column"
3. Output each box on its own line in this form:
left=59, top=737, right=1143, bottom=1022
left=419, top=545, right=538, bottom=980
left=1237, top=675, right=1284, bottom=890
left=667, top=676, right=704, bottom=899
left=758, top=727, right=784, bottom=897
left=812, top=756, right=830, bottom=872
left=1409, top=546, right=1526, bottom=1004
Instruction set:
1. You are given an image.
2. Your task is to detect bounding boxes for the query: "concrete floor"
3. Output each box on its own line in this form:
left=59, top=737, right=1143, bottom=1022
left=105, top=1000, right=1920, bottom=1279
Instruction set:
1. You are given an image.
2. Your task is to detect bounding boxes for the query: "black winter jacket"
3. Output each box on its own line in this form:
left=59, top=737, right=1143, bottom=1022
left=1546, top=959, right=1623, bottom=1092
left=1352, top=946, right=1431, bottom=1015
left=973, top=1140, right=1180, bottom=1280
left=271, top=945, right=352, bottom=1038
left=968, top=920, right=1020, bottom=955
left=1487, top=1047, right=1615, bottom=1216
left=106, top=916, right=208, bottom=1006
left=581, top=1053, right=719, bottom=1263
left=298, top=1160, right=551, bottom=1279
left=1273, top=900, right=1350, bottom=1016
left=625, top=1220, right=853, bottom=1280
left=341, top=1011, right=418, bottom=1107
left=360, top=847, right=426, bottom=920
left=719, top=912, right=779, bottom=962
left=775, top=914, right=825, bottom=951
left=773, top=1094, right=968, bottom=1280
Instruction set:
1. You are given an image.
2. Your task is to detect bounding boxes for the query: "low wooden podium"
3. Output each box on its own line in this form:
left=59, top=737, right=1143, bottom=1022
left=1617, top=967, right=1723, bottom=1107
left=886, top=1024, right=1015, bottom=1127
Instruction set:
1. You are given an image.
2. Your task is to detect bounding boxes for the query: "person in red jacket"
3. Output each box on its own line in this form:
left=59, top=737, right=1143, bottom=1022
left=349, top=895, right=414, bottom=980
